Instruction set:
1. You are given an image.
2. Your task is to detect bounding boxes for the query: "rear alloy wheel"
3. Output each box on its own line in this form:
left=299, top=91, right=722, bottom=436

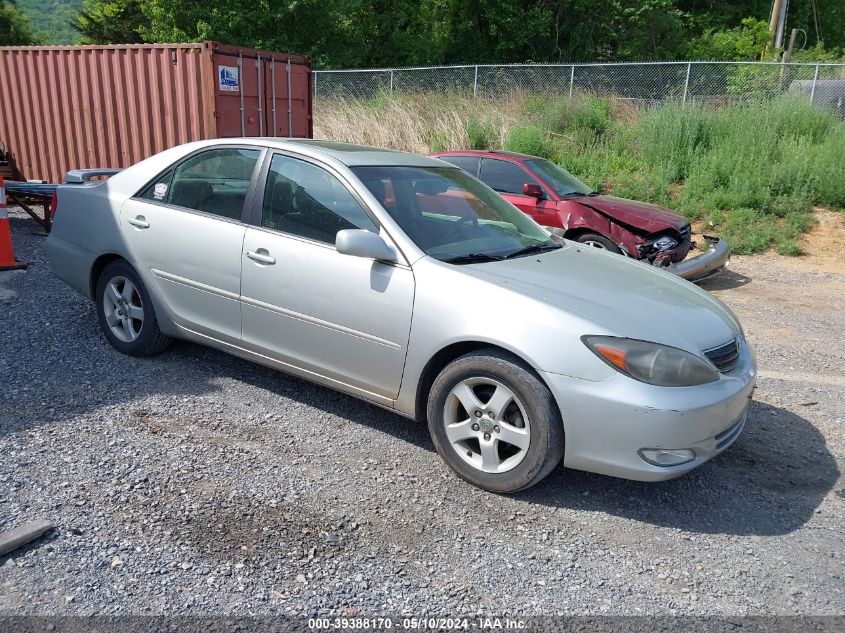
left=427, top=349, right=564, bottom=493
left=576, top=232, right=622, bottom=254
left=95, top=260, right=172, bottom=356
left=102, top=275, right=144, bottom=343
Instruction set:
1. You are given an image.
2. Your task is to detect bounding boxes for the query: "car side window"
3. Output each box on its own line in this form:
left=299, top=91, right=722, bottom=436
left=139, top=170, right=174, bottom=203
left=480, top=159, right=540, bottom=196
left=261, top=154, right=377, bottom=244
left=156, top=148, right=261, bottom=220
left=439, top=155, right=481, bottom=177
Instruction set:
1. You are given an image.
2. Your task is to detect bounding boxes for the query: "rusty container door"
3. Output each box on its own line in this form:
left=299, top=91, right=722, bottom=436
left=264, top=57, right=312, bottom=137
left=211, top=50, right=264, bottom=137
left=211, top=46, right=311, bottom=139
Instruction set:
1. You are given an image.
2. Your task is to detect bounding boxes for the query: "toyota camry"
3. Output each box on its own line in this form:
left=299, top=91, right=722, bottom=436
left=46, top=139, right=756, bottom=493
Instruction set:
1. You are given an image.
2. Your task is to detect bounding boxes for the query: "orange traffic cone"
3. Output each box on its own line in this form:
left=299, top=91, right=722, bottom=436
left=0, top=177, right=29, bottom=271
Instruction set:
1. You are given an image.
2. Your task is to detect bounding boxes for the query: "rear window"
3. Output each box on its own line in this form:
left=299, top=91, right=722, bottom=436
left=438, top=155, right=481, bottom=178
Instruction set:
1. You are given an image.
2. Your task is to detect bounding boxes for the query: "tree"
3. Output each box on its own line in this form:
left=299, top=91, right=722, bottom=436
left=617, top=0, right=688, bottom=60
left=65, top=0, right=845, bottom=66
left=688, top=17, right=771, bottom=61
left=74, top=0, right=147, bottom=44
left=0, top=0, right=40, bottom=45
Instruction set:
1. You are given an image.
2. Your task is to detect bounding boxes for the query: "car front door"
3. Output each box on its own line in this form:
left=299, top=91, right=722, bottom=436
left=479, top=158, right=558, bottom=225
left=120, top=147, right=263, bottom=343
left=239, top=152, right=414, bottom=400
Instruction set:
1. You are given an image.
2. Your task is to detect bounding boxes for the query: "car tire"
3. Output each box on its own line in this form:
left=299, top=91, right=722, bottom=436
left=95, top=259, right=172, bottom=357
left=427, top=348, right=564, bottom=493
left=576, top=232, right=622, bottom=254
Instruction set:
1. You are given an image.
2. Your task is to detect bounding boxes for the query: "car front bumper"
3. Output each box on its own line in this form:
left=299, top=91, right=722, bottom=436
left=662, top=236, right=731, bottom=282
left=541, top=338, right=756, bottom=481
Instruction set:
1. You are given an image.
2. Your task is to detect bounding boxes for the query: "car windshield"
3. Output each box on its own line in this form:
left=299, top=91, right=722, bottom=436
left=525, top=159, right=593, bottom=197
left=351, top=165, right=559, bottom=263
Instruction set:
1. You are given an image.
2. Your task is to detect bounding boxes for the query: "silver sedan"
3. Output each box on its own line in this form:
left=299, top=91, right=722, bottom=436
left=46, top=139, right=756, bottom=492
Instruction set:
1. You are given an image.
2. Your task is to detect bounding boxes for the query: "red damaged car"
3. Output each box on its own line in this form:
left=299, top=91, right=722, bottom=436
left=430, top=150, right=729, bottom=282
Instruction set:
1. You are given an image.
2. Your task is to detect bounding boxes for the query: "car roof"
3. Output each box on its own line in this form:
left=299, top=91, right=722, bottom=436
left=433, top=150, right=540, bottom=161
left=248, top=138, right=448, bottom=168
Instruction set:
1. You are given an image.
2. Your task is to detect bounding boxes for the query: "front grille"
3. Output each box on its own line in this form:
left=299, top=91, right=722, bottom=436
left=679, top=224, right=692, bottom=240
left=704, top=338, right=740, bottom=373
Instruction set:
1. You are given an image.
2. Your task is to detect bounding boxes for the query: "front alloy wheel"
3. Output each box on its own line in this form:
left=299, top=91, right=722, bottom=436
left=576, top=232, right=622, bottom=254
left=427, top=348, right=564, bottom=493
left=443, top=377, right=531, bottom=474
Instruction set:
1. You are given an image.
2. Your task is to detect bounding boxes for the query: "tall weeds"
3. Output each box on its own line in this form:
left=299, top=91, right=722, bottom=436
left=315, top=92, right=844, bottom=254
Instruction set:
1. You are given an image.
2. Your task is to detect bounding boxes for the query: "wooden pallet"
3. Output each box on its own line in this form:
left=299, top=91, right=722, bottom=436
left=0, top=162, right=14, bottom=181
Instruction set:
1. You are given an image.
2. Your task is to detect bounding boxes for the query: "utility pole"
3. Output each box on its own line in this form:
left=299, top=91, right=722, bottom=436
left=775, top=0, right=789, bottom=49
left=783, top=28, right=798, bottom=64
left=766, top=0, right=784, bottom=58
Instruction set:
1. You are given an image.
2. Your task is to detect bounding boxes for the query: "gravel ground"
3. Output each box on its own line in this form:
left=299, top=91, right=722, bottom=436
left=1, top=208, right=843, bottom=616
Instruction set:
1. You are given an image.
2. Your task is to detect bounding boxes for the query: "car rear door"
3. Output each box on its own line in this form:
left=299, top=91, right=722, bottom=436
left=239, top=152, right=414, bottom=400
left=120, top=146, right=263, bottom=344
left=479, top=158, right=558, bottom=225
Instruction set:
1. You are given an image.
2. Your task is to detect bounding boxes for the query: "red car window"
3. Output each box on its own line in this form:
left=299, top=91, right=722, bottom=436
left=439, top=155, right=481, bottom=177
left=480, top=159, right=539, bottom=195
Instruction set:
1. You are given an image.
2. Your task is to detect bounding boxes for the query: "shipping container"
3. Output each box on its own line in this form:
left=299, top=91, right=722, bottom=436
left=0, top=41, right=312, bottom=183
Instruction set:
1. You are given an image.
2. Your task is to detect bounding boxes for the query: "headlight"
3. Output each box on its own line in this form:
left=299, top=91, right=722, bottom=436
left=582, top=336, right=719, bottom=387
left=636, top=235, right=679, bottom=258
left=652, top=236, right=678, bottom=251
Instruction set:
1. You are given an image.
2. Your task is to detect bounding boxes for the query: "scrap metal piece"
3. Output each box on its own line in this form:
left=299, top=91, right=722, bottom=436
left=0, top=520, right=53, bottom=557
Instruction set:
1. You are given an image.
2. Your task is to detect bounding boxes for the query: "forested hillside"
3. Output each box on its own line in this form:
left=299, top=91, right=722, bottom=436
left=18, top=0, right=80, bottom=44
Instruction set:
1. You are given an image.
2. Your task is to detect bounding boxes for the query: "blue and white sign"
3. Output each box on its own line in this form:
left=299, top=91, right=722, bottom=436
left=219, top=65, right=240, bottom=92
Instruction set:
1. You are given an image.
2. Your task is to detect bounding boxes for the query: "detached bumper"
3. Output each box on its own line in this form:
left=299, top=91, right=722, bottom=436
left=663, top=236, right=731, bottom=282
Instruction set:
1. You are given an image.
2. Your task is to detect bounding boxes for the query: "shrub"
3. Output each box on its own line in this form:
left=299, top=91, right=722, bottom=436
left=506, top=124, right=548, bottom=157
left=466, top=117, right=499, bottom=150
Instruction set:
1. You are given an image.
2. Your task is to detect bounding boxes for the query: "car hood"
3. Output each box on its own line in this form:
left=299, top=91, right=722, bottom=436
left=463, top=244, right=740, bottom=353
left=571, top=195, right=688, bottom=233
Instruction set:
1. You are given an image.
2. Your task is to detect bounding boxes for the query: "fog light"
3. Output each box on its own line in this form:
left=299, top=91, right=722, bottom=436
left=638, top=448, right=696, bottom=467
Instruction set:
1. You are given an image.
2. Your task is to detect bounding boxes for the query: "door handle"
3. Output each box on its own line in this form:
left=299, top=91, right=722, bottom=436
left=127, top=216, right=150, bottom=229
left=246, top=250, right=276, bottom=265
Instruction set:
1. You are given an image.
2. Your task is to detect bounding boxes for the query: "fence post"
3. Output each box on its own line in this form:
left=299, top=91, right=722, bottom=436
left=682, top=62, right=691, bottom=105
left=569, top=65, right=575, bottom=99
left=389, top=69, right=394, bottom=96
left=473, top=65, right=479, bottom=99
left=809, top=64, right=819, bottom=104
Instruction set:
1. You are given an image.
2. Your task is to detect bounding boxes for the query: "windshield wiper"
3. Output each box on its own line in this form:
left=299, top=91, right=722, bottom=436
left=560, top=190, right=598, bottom=198
left=442, top=253, right=506, bottom=265
left=503, top=243, right=562, bottom=259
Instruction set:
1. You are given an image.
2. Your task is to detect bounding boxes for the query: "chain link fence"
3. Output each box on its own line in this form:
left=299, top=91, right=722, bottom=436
left=314, top=61, right=845, bottom=112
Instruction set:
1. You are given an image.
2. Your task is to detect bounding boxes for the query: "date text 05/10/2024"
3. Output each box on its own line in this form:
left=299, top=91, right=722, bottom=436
left=307, top=617, right=527, bottom=630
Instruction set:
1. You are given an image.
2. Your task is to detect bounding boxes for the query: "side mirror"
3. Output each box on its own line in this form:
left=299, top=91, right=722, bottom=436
left=336, top=229, right=397, bottom=263
left=522, top=183, right=544, bottom=199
